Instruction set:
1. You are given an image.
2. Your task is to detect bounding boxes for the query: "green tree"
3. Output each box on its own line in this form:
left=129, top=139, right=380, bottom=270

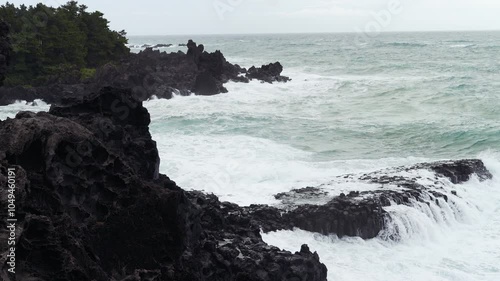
left=0, top=1, right=129, bottom=86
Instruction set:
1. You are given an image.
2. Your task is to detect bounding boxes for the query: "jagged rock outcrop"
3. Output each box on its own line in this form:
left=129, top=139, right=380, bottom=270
left=187, top=39, right=202, bottom=65
left=425, top=159, right=491, bottom=184
left=181, top=191, right=328, bottom=281
left=0, top=40, right=290, bottom=106
left=0, top=20, right=12, bottom=86
left=49, top=87, right=161, bottom=180
left=247, top=62, right=290, bottom=83
left=244, top=159, right=492, bottom=240
left=0, top=87, right=327, bottom=281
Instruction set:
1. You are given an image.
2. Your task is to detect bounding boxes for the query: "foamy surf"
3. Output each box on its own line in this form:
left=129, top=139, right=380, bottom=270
left=0, top=99, right=49, bottom=121
left=262, top=153, right=500, bottom=281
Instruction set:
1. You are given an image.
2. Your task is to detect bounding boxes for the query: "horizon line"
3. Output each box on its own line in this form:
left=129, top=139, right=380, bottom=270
left=127, top=29, right=500, bottom=37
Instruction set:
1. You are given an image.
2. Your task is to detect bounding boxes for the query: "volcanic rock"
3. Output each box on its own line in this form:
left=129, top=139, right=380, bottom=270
left=247, top=62, right=291, bottom=83
left=0, top=40, right=290, bottom=105
left=0, top=87, right=327, bottom=281
left=254, top=159, right=493, bottom=239
left=153, top=44, right=173, bottom=48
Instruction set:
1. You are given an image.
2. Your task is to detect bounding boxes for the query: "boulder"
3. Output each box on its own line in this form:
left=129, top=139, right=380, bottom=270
left=247, top=62, right=291, bottom=83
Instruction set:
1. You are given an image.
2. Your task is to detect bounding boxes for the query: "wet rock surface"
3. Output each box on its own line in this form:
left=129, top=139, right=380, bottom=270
left=0, top=87, right=327, bottom=281
left=275, top=187, right=330, bottom=206
left=424, top=159, right=492, bottom=184
left=246, top=159, right=493, bottom=239
left=0, top=40, right=289, bottom=106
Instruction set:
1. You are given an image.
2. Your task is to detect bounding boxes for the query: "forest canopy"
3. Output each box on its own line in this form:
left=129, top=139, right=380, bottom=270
left=0, top=1, right=129, bottom=86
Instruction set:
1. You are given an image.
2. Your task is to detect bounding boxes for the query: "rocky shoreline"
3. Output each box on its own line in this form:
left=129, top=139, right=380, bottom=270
left=0, top=88, right=326, bottom=281
left=0, top=39, right=290, bottom=106
left=0, top=86, right=493, bottom=280
left=251, top=159, right=492, bottom=240
left=0, top=19, right=496, bottom=281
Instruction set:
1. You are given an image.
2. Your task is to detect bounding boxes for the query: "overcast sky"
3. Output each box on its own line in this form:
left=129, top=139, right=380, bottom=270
left=7, top=0, right=500, bottom=35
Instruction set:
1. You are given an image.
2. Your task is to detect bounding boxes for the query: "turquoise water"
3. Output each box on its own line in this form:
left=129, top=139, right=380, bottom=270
left=130, top=32, right=500, bottom=160
left=133, top=32, right=500, bottom=281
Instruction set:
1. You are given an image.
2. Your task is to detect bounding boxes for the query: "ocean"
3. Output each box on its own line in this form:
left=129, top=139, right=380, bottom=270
left=2, top=32, right=500, bottom=280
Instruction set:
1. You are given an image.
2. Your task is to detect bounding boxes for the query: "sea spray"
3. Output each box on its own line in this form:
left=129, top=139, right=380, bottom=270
left=262, top=154, right=500, bottom=281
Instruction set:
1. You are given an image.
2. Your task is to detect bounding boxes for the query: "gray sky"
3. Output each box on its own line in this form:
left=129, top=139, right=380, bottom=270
left=7, top=0, right=500, bottom=35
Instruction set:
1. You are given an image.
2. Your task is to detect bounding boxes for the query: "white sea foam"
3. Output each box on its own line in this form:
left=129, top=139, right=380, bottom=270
left=0, top=99, right=50, bottom=121
left=449, top=44, right=476, bottom=48
left=143, top=71, right=500, bottom=279
left=262, top=153, right=500, bottom=281
left=144, top=88, right=432, bottom=205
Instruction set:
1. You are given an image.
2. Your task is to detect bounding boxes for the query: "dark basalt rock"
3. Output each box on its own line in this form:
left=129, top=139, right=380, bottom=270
left=275, top=187, right=329, bottom=206
left=92, top=47, right=198, bottom=101
left=282, top=195, right=386, bottom=239
left=90, top=40, right=287, bottom=99
left=0, top=20, right=12, bottom=87
left=194, top=71, right=222, bottom=96
left=0, top=87, right=327, bottom=281
left=182, top=192, right=328, bottom=281
left=424, top=159, right=492, bottom=184
left=0, top=40, right=289, bottom=105
left=92, top=40, right=261, bottom=100
left=153, top=44, right=173, bottom=48
left=187, top=39, right=202, bottom=65
left=0, top=82, right=92, bottom=106
left=246, top=159, right=493, bottom=240
left=49, top=87, right=161, bottom=180
left=247, top=62, right=291, bottom=83
left=0, top=104, right=187, bottom=280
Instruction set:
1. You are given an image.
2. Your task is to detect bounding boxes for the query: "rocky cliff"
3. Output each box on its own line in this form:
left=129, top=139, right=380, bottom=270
left=0, top=87, right=326, bottom=281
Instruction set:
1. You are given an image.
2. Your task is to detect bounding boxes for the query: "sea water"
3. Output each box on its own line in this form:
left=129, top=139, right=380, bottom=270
left=2, top=32, right=499, bottom=280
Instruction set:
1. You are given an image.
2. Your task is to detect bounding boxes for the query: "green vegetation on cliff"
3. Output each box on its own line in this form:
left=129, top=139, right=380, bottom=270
left=0, top=1, right=129, bottom=86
